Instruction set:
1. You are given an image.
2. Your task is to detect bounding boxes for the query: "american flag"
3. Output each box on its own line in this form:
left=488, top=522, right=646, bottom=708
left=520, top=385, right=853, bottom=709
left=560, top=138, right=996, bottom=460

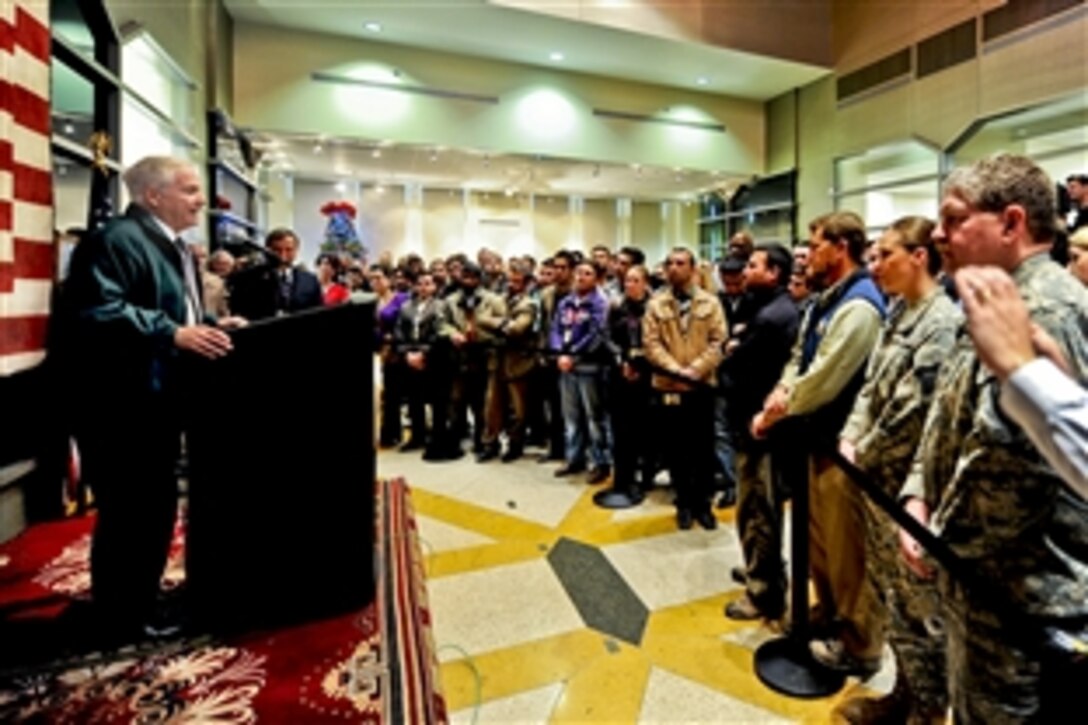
left=0, top=1, right=53, bottom=375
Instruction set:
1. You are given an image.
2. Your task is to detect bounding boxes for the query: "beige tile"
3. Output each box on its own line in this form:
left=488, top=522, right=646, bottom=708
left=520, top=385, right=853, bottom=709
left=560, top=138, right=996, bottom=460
left=379, top=451, right=587, bottom=528
left=610, top=487, right=677, bottom=522
left=602, top=528, right=744, bottom=611
left=414, top=514, right=494, bottom=555
left=449, top=682, right=563, bottom=725
left=428, top=559, right=583, bottom=662
left=640, top=666, right=795, bottom=724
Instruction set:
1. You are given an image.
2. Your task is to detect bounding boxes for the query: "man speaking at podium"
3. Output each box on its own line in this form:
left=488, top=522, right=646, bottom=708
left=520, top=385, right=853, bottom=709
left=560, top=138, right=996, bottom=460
left=61, top=155, right=245, bottom=638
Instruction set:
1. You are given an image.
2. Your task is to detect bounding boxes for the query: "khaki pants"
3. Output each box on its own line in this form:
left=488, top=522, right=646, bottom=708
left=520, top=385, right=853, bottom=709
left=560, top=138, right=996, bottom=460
left=483, top=373, right=528, bottom=449
left=808, top=454, right=884, bottom=659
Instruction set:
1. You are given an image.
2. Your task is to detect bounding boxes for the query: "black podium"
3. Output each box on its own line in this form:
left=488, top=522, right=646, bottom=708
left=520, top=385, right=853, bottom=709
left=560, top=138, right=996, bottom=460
left=185, top=301, right=376, bottom=631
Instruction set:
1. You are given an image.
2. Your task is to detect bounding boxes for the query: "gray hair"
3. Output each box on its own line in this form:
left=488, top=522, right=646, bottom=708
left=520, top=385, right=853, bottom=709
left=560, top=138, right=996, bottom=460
left=943, top=154, right=1057, bottom=244
left=122, top=156, right=195, bottom=199
left=507, top=259, right=532, bottom=278
left=209, top=249, right=235, bottom=265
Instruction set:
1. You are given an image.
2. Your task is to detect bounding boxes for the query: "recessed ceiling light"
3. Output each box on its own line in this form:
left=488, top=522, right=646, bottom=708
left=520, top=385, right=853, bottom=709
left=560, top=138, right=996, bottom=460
left=549, top=51, right=564, bottom=62
left=364, top=22, right=381, bottom=33
left=696, top=77, right=709, bottom=86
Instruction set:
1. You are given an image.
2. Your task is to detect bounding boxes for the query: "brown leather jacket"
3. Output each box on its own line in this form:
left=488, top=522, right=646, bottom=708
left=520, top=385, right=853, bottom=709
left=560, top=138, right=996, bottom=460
left=642, top=286, right=727, bottom=392
left=494, top=291, right=539, bottom=379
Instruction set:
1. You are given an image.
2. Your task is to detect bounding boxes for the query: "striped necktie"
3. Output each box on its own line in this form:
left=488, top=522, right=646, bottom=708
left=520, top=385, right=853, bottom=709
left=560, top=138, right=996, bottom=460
left=175, top=239, right=202, bottom=324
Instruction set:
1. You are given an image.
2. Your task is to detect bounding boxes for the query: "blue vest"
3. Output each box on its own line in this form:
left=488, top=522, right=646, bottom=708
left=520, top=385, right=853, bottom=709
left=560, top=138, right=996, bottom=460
left=798, top=270, right=886, bottom=444
left=800, top=270, right=886, bottom=374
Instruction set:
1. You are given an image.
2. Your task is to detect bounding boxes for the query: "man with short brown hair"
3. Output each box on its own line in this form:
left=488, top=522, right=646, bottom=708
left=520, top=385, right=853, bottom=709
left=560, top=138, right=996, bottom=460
left=755, top=211, right=886, bottom=675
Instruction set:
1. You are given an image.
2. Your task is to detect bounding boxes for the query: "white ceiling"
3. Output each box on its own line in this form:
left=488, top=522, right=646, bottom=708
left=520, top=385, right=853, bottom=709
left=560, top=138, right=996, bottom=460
left=228, top=0, right=825, bottom=201
left=255, top=133, right=747, bottom=201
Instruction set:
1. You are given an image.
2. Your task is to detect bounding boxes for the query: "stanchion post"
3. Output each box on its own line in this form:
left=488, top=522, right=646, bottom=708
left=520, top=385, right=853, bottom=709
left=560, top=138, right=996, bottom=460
left=752, top=418, right=845, bottom=697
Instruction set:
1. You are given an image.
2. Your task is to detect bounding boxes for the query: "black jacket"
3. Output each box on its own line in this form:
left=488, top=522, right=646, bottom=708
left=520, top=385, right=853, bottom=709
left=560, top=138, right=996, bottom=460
left=607, top=296, right=648, bottom=366
left=720, top=286, right=800, bottom=437
left=393, top=297, right=446, bottom=355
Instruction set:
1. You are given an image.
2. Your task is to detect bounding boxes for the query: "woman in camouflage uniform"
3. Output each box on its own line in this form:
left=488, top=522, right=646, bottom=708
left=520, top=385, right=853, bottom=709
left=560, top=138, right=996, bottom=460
left=835, top=216, right=962, bottom=724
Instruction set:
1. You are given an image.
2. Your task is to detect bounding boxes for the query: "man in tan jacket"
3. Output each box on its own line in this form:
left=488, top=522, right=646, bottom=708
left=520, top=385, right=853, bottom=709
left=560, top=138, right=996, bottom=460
left=480, top=260, right=539, bottom=462
left=643, top=247, right=728, bottom=530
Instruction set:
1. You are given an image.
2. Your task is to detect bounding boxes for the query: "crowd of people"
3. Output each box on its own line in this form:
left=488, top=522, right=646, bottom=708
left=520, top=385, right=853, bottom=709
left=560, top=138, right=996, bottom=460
left=64, top=151, right=1088, bottom=723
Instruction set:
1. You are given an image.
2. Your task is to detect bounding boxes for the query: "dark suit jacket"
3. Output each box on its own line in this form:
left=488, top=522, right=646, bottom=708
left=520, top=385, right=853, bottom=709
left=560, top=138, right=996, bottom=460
left=393, top=297, right=446, bottom=356
left=60, top=204, right=209, bottom=411
left=229, top=263, right=323, bottom=320
left=720, top=286, right=800, bottom=438
left=279, top=267, right=323, bottom=313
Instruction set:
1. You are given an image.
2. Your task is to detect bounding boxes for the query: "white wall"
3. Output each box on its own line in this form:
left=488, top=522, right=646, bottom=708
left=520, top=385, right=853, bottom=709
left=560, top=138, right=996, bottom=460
left=273, top=178, right=699, bottom=264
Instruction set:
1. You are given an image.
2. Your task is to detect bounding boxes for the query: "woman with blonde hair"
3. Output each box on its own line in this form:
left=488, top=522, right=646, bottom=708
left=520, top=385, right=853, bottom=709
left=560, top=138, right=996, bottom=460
left=1066, top=227, right=1088, bottom=286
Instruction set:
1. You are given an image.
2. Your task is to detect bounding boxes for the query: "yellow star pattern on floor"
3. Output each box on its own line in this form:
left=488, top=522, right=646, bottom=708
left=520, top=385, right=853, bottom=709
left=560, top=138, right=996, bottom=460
left=383, top=446, right=890, bottom=724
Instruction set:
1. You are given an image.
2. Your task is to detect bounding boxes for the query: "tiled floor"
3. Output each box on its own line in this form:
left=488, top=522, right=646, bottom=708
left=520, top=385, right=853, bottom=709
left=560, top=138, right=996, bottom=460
left=378, top=449, right=892, bottom=723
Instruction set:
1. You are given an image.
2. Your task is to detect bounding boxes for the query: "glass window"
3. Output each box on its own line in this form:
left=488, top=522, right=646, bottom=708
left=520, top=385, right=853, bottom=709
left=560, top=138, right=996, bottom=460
left=835, top=141, right=940, bottom=194
left=950, top=93, right=1088, bottom=189
left=834, top=140, right=941, bottom=234
left=51, top=0, right=96, bottom=59
left=51, top=57, right=95, bottom=135
left=120, top=31, right=197, bottom=168
left=121, top=94, right=191, bottom=166
left=53, top=156, right=93, bottom=234
left=836, top=179, right=940, bottom=233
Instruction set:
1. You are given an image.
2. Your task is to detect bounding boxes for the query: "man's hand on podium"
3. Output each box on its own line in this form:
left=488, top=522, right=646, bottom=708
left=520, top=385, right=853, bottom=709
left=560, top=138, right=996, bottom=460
left=176, top=325, right=233, bottom=359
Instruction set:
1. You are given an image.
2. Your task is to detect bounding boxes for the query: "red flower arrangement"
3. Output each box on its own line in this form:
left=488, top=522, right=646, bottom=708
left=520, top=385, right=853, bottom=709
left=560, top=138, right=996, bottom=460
left=320, top=200, right=357, bottom=219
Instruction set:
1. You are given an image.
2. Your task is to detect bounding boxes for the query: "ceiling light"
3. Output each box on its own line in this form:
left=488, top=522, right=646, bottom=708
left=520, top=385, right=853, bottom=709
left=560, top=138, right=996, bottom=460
left=549, top=51, right=564, bottom=62
left=696, top=77, right=709, bottom=86
left=374, top=184, right=385, bottom=194
left=313, top=144, right=323, bottom=154
left=335, top=182, right=347, bottom=193
left=505, top=188, right=515, bottom=197
left=63, top=122, right=75, bottom=135
left=371, top=149, right=382, bottom=158
left=429, top=151, right=438, bottom=162
left=364, top=22, right=381, bottom=33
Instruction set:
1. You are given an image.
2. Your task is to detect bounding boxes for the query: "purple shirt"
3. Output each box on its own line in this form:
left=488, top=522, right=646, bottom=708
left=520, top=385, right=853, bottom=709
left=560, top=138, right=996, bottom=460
left=549, top=289, right=608, bottom=357
left=377, top=291, right=410, bottom=343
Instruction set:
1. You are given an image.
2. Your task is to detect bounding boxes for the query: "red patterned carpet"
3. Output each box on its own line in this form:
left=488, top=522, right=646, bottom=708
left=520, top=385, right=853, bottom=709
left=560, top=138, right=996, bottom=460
left=0, top=479, right=446, bottom=723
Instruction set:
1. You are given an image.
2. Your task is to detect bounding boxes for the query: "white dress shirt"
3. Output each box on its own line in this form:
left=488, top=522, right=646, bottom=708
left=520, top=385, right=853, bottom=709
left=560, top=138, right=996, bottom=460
left=1001, top=357, right=1088, bottom=500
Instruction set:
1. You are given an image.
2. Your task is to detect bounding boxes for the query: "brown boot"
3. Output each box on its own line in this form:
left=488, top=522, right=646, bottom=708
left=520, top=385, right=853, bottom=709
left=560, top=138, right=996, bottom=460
left=835, top=676, right=909, bottom=724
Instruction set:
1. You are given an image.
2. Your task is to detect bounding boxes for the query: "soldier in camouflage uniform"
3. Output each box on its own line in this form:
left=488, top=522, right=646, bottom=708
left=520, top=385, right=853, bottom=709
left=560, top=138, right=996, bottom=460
left=900, top=154, right=1088, bottom=723
left=836, top=217, right=961, bottom=724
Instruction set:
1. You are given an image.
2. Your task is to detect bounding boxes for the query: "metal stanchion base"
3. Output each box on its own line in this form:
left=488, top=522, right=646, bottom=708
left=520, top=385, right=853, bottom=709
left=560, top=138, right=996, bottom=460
left=592, top=488, right=645, bottom=509
left=754, top=636, right=845, bottom=698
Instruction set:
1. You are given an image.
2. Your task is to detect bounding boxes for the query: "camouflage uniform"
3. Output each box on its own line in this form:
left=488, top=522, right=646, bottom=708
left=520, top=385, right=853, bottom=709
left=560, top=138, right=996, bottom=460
left=841, top=286, right=961, bottom=717
left=901, top=254, right=1088, bottom=723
